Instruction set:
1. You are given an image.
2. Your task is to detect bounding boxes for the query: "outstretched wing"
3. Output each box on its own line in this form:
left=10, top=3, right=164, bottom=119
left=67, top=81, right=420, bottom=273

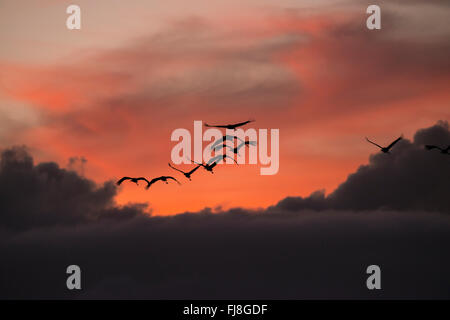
left=186, top=156, right=203, bottom=166
left=187, top=165, right=201, bottom=175
left=208, top=161, right=218, bottom=169
left=168, top=163, right=185, bottom=174
left=231, top=120, right=254, bottom=128
left=444, top=145, right=450, bottom=152
left=224, top=155, right=238, bottom=164
left=386, top=136, right=403, bottom=150
left=425, top=145, right=441, bottom=151
left=166, top=176, right=181, bottom=185
left=117, top=177, right=131, bottom=185
left=207, top=155, right=223, bottom=165
left=365, top=137, right=383, bottom=149
left=146, top=177, right=161, bottom=189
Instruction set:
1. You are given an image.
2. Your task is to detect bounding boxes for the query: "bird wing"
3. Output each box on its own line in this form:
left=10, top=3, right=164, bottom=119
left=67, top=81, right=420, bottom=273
left=168, top=163, right=185, bottom=174
left=146, top=177, right=161, bottom=189
left=223, top=155, right=238, bottom=164
left=166, top=176, right=181, bottom=185
left=386, top=136, right=403, bottom=150
left=187, top=165, right=201, bottom=175
left=117, top=177, right=132, bottom=185
left=208, top=162, right=218, bottom=169
left=445, top=145, right=450, bottom=152
left=425, top=145, right=440, bottom=150
left=365, top=137, right=382, bottom=149
left=187, top=157, right=206, bottom=167
left=207, top=155, right=223, bottom=165
left=231, top=120, right=254, bottom=128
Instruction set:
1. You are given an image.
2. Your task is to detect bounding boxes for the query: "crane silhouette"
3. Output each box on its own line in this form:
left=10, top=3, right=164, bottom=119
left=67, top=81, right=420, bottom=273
left=190, top=159, right=218, bottom=174
left=425, top=145, right=450, bottom=154
left=365, top=135, right=403, bottom=153
left=204, top=120, right=254, bottom=130
left=116, top=177, right=150, bottom=188
left=168, top=163, right=201, bottom=180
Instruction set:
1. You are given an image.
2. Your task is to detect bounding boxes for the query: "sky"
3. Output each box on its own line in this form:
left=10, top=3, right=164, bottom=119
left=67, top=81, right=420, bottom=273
left=1, top=0, right=450, bottom=299
left=1, top=0, right=449, bottom=215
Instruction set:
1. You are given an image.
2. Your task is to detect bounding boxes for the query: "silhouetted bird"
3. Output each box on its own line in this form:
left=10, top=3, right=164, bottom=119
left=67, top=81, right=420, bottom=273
left=210, top=135, right=244, bottom=150
left=425, top=145, right=450, bottom=154
left=116, top=177, right=151, bottom=188
left=147, top=176, right=181, bottom=189
left=168, top=163, right=201, bottom=180
left=190, top=160, right=218, bottom=174
left=204, top=120, right=254, bottom=130
left=365, top=135, right=403, bottom=153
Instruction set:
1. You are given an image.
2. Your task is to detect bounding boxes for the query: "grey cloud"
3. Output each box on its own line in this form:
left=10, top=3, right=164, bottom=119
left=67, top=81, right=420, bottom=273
left=273, top=121, right=450, bottom=213
left=0, top=146, right=147, bottom=230
left=1, top=209, right=450, bottom=299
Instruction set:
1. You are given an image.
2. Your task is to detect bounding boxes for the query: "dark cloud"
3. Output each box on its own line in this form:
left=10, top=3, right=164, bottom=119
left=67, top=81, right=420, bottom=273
left=1, top=209, right=450, bottom=299
left=0, top=146, right=146, bottom=230
left=1, top=122, right=450, bottom=299
left=273, top=121, right=450, bottom=213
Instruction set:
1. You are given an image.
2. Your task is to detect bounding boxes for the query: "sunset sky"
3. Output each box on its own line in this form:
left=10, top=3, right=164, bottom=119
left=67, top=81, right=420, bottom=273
left=1, top=0, right=449, bottom=215
left=2, top=0, right=450, bottom=301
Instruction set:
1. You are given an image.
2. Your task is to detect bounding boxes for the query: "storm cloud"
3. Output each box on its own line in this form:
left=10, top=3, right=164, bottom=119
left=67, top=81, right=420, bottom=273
left=0, top=146, right=146, bottom=230
left=1, top=122, right=450, bottom=299
left=274, top=121, right=450, bottom=213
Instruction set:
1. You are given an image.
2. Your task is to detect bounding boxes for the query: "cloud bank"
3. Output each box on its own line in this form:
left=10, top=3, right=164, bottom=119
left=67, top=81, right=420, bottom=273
left=274, top=121, right=450, bottom=213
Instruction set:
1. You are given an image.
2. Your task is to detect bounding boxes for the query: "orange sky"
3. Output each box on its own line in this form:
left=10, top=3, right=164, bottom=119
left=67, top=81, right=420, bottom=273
left=1, top=0, right=449, bottom=215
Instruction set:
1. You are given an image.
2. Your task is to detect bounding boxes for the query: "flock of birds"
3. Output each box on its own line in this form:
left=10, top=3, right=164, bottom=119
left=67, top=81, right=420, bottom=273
left=117, top=120, right=256, bottom=189
left=117, top=121, right=449, bottom=190
left=365, top=135, right=449, bottom=155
